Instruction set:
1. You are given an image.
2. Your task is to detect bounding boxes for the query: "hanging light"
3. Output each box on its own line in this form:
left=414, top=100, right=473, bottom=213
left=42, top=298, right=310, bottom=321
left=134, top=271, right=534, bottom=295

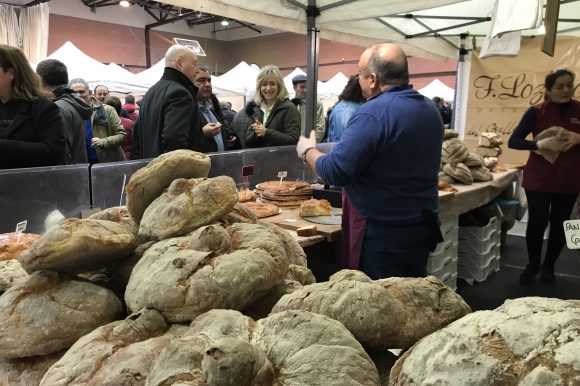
left=221, top=19, right=230, bottom=26
left=119, top=0, right=130, bottom=7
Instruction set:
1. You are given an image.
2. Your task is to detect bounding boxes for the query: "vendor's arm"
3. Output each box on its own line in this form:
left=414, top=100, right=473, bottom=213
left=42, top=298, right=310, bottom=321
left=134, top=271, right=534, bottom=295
left=306, top=113, right=381, bottom=186
left=508, top=107, right=538, bottom=150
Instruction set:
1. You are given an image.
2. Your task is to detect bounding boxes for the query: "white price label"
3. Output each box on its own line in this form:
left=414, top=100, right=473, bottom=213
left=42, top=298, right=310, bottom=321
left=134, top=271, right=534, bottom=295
left=15, top=220, right=27, bottom=234
left=563, top=220, right=580, bottom=249
left=277, top=171, right=288, bottom=178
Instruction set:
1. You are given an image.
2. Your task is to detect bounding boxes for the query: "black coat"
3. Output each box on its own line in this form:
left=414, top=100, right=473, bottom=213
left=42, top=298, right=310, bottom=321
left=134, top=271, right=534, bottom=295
left=132, top=67, right=203, bottom=159
left=197, top=94, right=242, bottom=153
left=245, top=99, right=300, bottom=148
left=0, top=97, right=65, bottom=169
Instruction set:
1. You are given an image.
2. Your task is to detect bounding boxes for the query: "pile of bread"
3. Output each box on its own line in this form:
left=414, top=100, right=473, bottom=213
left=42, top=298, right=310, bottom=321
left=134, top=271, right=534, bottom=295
left=440, top=130, right=494, bottom=185
left=255, top=180, right=313, bottom=209
left=1, top=149, right=578, bottom=385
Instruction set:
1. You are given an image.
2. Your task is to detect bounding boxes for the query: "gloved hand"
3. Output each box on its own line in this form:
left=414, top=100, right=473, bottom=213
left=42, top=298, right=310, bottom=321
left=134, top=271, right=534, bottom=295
left=536, top=137, right=565, bottom=152
left=296, top=130, right=317, bottom=159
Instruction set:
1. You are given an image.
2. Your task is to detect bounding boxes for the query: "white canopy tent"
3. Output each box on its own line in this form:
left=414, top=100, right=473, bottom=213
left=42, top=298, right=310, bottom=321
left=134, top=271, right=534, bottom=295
left=418, top=79, right=455, bottom=102
left=283, top=67, right=328, bottom=99
left=212, top=61, right=260, bottom=100
left=321, top=72, right=349, bottom=100
left=161, top=0, right=580, bottom=134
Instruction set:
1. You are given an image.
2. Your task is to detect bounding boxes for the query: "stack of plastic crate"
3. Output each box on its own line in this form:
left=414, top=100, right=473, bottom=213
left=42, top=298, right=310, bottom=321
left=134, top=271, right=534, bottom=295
left=427, top=216, right=459, bottom=290
left=457, top=216, right=502, bottom=282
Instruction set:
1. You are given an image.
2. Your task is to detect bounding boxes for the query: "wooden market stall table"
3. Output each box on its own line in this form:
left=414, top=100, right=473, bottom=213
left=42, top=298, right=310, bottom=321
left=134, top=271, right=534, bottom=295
left=259, top=168, right=521, bottom=243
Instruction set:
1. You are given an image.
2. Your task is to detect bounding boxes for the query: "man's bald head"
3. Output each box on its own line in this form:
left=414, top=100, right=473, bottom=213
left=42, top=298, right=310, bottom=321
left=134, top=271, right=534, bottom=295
left=361, top=43, right=409, bottom=87
left=164, top=45, right=199, bottom=81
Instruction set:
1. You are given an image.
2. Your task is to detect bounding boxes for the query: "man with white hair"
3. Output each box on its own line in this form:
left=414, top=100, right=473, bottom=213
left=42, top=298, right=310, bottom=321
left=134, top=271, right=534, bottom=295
left=132, top=45, right=217, bottom=158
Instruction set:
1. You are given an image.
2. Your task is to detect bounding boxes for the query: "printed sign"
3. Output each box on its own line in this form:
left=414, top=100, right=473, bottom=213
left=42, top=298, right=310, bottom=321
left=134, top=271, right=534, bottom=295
left=15, top=220, right=27, bottom=234
left=563, top=220, right=580, bottom=249
left=277, top=171, right=288, bottom=178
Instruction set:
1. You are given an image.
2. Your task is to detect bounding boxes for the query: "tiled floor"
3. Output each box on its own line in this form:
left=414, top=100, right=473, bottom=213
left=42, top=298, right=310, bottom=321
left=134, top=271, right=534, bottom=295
left=457, top=235, right=580, bottom=311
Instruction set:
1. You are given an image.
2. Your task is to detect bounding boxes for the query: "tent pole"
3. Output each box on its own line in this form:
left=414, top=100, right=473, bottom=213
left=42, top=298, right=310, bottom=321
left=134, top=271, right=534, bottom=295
left=305, top=0, right=320, bottom=139
left=451, top=32, right=467, bottom=132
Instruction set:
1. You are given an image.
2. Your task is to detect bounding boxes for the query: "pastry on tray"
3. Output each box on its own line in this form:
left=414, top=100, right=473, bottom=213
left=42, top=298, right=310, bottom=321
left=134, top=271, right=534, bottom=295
left=255, top=180, right=312, bottom=195
left=241, top=201, right=280, bottom=218
left=238, top=189, right=257, bottom=203
left=299, top=199, right=332, bottom=217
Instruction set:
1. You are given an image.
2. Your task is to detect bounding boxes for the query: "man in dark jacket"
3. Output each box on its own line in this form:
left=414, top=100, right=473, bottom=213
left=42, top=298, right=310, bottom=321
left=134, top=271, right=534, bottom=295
left=193, top=64, right=241, bottom=152
left=132, top=45, right=213, bottom=159
left=36, top=59, right=93, bottom=164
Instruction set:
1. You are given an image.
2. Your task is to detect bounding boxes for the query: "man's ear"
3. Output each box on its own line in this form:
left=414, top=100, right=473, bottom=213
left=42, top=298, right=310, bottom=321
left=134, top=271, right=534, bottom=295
left=369, top=72, right=379, bottom=90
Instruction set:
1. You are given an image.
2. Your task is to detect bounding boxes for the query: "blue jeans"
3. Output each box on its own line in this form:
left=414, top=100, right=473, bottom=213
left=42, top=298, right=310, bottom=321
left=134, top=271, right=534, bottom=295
left=359, top=220, right=434, bottom=279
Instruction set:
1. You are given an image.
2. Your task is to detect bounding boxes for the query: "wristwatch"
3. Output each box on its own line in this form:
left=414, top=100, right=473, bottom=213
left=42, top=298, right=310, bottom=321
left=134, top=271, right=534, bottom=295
left=302, top=147, right=315, bottom=164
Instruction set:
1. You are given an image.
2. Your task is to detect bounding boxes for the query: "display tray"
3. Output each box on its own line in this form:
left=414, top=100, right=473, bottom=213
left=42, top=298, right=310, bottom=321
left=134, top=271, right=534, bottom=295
left=303, top=208, right=342, bottom=225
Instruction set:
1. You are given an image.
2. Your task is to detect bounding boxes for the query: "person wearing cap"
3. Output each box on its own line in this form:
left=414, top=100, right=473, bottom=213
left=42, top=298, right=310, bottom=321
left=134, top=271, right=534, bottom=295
left=291, top=73, right=326, bottom=142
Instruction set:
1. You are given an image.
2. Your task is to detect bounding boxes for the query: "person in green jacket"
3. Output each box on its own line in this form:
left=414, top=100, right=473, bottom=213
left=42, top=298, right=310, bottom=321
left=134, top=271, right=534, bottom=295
left=245, top=65, right=300, bottom=148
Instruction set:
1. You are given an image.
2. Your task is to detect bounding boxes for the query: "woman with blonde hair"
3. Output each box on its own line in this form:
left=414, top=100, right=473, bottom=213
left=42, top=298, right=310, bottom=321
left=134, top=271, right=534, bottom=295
left=0, top=44, right=65, bottom=169
left=244, top=65, right=300, bottom=147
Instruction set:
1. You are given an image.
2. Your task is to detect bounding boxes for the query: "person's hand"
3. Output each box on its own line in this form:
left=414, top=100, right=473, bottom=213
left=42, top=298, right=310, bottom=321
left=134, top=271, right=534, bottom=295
left=227, top=134, right=237, bottom=144
left=296, top=130, right=317, bottom=158
left=557, top=130, right=580, bottom=152
left=536, top=137, right=565, bottom=152
left=251, top=122, right=267, bottom=138
left=202, top=123, right=222, bottom=138
left=91, top=137, right=103, bottom=148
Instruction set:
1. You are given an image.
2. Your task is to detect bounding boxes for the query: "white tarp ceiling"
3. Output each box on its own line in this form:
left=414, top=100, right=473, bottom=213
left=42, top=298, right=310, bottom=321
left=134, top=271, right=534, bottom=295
left=162, top=0, right=580, bottom=61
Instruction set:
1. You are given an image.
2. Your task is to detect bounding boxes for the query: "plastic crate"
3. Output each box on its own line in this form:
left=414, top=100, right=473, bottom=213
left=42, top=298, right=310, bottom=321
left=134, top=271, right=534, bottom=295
left=458, top=232, right=501, bottom=255
left=458, top=255, right=500, bottom=282
left=429, top=256, right=458, bottom=282
left=443, top=273, right=458, bottom=291
left=459, top=216, right=501, bottom=241
left=427, top=240, right=458, bottom=273
left=458, top=242, right=500, bottom=269
left=440, top=216, right=459, bottom=238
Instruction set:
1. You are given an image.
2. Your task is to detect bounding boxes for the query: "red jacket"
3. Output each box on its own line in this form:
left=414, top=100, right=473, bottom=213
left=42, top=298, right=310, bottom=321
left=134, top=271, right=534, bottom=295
left=522, top=100, right=580, bottom=193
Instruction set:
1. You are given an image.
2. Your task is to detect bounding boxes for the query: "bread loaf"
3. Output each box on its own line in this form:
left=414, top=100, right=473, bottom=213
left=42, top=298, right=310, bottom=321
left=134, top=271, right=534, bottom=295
left=125, top=149, right=211, bottom=223
left=475, top=145, right=502, bottom=157
left=0, top=233, right=40, bottom=261
left=443, top=163, right=473, bottom=185
left=299, top=199, right=332, bottom=217
left=297, top=225, right=317, bottom=236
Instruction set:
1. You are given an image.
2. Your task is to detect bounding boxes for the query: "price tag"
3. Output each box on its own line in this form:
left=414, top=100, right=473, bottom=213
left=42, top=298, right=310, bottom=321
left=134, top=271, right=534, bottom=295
left=15, top=220, right=27, bottom=244
left=563, top=220, right=580, bottom=249
left=241, top=165, right=255, bottom=177
left=277, top=171, right=288, bottom=186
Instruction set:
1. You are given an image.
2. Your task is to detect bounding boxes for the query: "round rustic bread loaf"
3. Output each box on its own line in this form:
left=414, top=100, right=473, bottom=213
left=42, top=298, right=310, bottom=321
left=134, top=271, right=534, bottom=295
left=441, top=138, right=469, bottom=165
left=126, top=223, right=288, bottom=322
left=87, top=205, right=141, bottom=240
left=443, top=162, right=473, bottom=185
left=470, top=165, right=493, bottom=182
left=138, top=176, right=238, bottom=240
left=0, top=350, right=64, bottom=386
left=273, top=270, right=471, bottom=350
left=39, top=308, right=181, bottom=386
left=125, top=149, right=211, bottom=223
left=18, top=218, right=138, bottom=274
left=0, top=271, right=122, bottom=359
left=389, top=297, right=580, bottom=385
left=0, top=259, right=28, bottom=293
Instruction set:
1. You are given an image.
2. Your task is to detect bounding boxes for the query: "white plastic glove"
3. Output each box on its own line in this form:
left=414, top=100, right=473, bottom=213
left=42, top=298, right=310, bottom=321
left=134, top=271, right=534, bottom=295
left=296, top=130, right=317, bottom=159
left=536, top=137, right=565, bottom=152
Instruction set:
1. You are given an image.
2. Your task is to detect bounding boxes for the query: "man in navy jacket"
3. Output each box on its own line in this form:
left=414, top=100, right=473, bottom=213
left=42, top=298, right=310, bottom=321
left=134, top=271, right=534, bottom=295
left=297, top=43, right=444, bottom=279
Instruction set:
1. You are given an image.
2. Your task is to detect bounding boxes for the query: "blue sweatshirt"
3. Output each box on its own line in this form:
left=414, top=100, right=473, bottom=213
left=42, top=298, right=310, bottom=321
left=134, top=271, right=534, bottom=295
left=316, top=86, right=444, bottom=224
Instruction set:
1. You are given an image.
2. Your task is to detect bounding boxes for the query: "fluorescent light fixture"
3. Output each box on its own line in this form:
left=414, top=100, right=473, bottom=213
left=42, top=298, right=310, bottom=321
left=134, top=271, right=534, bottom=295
left=221, top=19, right=230, bottom=26
left=119, top=0, right=130, bottom=7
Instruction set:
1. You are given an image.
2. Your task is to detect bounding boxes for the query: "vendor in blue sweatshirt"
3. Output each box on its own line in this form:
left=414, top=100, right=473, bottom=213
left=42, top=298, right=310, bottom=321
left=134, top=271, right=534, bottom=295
left=297, top=43, right=444, bottom=279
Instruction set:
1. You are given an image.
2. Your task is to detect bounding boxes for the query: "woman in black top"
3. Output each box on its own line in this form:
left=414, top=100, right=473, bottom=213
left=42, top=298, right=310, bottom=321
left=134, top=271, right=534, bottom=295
left=0, top=44, right=64, bottom=169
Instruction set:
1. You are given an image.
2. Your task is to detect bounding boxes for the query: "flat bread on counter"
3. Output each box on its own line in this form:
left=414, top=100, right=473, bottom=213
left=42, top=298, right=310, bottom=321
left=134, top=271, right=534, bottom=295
left=241, top=201, right=280, bottom=218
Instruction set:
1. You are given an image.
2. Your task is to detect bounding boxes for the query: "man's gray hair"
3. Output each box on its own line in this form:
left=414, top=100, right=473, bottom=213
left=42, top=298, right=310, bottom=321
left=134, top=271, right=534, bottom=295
left=68, top=78, right=90, bottom=90
left=364, top=46, right=409, bottom=87
left=165, top=45, right=195, bottom=67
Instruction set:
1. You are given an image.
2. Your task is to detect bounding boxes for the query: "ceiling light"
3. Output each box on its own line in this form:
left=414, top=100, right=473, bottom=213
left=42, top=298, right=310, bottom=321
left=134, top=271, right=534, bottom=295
left=221, top=19, right=230, bottom=26
left=119, top=0, right=130, bottom=7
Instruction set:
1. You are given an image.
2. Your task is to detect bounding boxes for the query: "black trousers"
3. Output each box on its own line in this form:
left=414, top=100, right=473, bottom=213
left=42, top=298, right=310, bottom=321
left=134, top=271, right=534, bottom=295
left=524, top=190, right=578, bottom=268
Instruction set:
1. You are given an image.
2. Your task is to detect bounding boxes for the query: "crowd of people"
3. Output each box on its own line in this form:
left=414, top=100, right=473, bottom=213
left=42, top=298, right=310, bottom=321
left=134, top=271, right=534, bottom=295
left=0, top=41, right=579, bottom=282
